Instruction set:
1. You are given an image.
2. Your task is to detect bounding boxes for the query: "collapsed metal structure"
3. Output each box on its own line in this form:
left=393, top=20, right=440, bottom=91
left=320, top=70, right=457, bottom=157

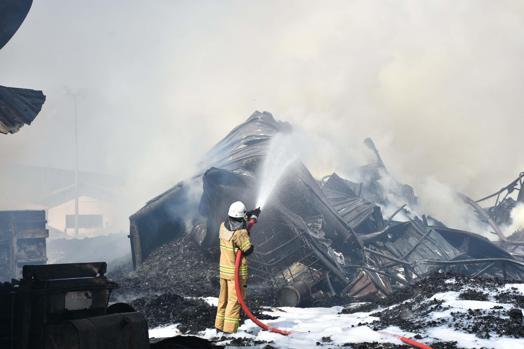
left=130, top=112, right=524, bottom=305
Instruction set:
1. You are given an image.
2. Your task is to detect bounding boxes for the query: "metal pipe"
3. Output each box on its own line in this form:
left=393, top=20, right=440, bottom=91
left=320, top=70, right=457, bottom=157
left=298, top=177, right=364, bottom=250
left=472, top=262, right=496, bottom=278
left=343, top=264, right=409, bottom=286
left=387, top=204, right=407, bottom=224
left=401, top=229, right=433, bottom=259
left=364, top=248, right=411, bottom=266
left=325, top=272, right=336, bottom=296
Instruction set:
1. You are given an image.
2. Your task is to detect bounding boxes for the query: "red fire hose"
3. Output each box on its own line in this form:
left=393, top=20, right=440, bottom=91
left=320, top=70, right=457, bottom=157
left=380, top=331, right=433, bottom=349
left=234, top=219, right=431, bottom=348
left=399, top=337, right=433, bottom=349
left=234, top=249, right=291, bottom=335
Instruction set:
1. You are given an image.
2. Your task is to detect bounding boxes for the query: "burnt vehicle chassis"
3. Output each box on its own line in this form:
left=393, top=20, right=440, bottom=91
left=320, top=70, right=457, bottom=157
left=129, top=112, right=524, bottom=306
left=0, top=262, right=149, bottom=349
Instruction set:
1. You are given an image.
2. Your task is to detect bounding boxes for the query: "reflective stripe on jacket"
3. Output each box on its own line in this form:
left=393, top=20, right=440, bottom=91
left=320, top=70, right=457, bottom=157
left=219, top=222, right=252, bottom=280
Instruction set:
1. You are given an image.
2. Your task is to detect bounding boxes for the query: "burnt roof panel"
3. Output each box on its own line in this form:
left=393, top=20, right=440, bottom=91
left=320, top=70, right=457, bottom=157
left=0, top=86, right=45, bottom=134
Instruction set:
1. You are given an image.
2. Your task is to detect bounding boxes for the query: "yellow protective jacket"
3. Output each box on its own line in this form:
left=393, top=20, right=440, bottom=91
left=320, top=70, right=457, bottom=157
left=219, top=222, right=252, bottom=280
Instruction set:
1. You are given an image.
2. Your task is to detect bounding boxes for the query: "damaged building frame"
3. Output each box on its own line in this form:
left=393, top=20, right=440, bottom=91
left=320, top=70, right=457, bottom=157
left=129, top=112, right=524, bottom=306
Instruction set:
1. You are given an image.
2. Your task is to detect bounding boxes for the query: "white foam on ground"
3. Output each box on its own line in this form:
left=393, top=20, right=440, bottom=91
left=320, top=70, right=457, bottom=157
left=200, top=306, right=413, bottom=347
left=430, top=291, right=506, bottom=310
left=427, top=327, right=523, bottom=349
left=149, top=324, right=180, bottom=339
left=149, top=282, right=524, bottom=348
left=503, top=283, right=524, bottom=294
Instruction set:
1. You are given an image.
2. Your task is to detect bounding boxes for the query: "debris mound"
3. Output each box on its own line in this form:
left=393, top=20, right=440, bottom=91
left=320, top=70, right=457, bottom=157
left=151, top=335, right=222, bottom=348
left=458, top=289, right=489, bottom=301
left=131, top=293, right=215, bottom=333
left=113, top=234, right=217, bottom=299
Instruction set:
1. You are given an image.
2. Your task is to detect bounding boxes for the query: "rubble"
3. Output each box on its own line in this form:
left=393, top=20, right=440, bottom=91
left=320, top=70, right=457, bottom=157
left=131, top=293, right=215, bottom=332
left=112, top=233, right=217, bottom=299
left=150, top=335, right=221, bottom=349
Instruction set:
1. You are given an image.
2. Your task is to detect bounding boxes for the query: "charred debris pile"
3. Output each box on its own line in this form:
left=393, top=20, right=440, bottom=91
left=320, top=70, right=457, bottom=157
left=116, top=112, right=524, bottom=312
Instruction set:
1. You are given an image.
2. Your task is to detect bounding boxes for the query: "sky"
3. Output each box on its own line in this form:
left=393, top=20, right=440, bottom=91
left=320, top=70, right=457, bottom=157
left=1, top=0, right=523, bottom=229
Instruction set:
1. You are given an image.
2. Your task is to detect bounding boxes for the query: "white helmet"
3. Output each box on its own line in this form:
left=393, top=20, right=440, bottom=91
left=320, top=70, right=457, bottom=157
left=228, top=201, right=246, bottom=219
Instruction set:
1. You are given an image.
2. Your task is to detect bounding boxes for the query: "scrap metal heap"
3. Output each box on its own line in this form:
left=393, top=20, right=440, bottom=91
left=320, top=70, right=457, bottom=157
left=129, top=112, right=524, bottom=306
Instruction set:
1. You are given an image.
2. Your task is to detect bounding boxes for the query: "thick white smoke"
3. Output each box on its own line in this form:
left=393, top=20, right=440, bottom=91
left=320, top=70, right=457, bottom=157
left=415, top=177, right=492, bottom=237
left=503, top=203, right=524, bottom=237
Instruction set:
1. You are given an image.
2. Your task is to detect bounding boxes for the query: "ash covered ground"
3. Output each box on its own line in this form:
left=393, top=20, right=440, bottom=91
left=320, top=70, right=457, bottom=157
left=155, top=273, right=523, bottom=348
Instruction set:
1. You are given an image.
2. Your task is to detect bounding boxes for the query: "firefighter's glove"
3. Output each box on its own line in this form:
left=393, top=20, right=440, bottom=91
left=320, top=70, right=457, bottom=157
left=246, top=207, right=261, bottom=222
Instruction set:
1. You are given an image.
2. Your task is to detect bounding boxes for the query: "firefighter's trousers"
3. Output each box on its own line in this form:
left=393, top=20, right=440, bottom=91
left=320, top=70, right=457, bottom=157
left=215, top=278, right=246, bottom=333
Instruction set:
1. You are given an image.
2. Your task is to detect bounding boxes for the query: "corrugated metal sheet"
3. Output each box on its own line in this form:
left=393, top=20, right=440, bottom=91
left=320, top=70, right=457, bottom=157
left=322, top=173, right=385, bottom=234
left=0, top=86, right=45, bottom=134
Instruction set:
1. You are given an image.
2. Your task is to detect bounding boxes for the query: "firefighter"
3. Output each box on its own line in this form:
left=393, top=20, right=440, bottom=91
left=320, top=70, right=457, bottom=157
left=214, top=201, right=260, bottom=333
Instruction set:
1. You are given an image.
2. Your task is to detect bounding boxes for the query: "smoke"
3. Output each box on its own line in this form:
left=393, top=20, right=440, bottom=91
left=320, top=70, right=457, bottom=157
left=415, top=177, right=492, bottom=237
left=1, top=1, right=523, bottom=232
left=503, top=203, right=524, bottom=237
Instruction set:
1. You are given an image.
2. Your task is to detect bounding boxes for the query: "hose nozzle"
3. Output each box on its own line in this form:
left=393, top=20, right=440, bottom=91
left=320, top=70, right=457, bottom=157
left=246, top=207, right=261, bottom=221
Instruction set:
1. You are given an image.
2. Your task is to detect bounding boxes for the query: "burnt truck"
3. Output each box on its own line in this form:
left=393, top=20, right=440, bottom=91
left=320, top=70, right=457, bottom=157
left=0, top=262, right=149, bottom=349
left=0, top=210, right=48, bottom=281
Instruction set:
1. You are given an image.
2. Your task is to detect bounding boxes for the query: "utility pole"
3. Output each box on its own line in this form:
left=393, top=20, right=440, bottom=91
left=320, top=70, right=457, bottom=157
left=73, top=93, right=79, bottom=237
left=64, top=87, right=81, bottom=237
